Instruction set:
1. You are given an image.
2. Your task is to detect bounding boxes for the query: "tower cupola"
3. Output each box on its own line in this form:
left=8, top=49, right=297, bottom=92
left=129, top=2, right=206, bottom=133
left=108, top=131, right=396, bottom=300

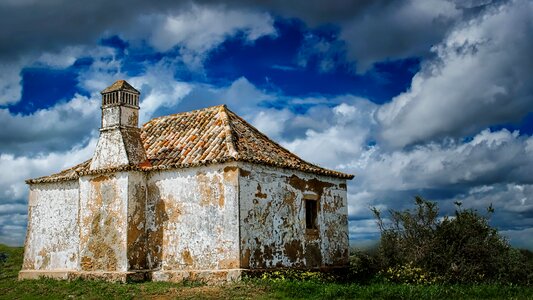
left=90, top=80, right=147, bottom=170
left=100, top=80, right=141, bottom=129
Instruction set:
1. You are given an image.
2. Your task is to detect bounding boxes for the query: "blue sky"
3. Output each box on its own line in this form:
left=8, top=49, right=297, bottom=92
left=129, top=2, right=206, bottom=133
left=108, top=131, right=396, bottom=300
left=0, top=0, right=532, bottom=249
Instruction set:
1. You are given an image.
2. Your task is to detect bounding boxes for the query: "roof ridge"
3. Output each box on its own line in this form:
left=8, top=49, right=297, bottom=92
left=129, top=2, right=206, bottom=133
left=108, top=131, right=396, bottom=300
left=142, top=104, right=226, bottom=126
left=218, top=105, right=239, bottom=159
left=223, top=107, right=330, bottom=170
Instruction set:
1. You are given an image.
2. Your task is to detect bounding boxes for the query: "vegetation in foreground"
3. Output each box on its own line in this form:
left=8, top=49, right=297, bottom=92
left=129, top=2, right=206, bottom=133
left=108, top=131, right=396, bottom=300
left=1, top=197, right=532, bottom=299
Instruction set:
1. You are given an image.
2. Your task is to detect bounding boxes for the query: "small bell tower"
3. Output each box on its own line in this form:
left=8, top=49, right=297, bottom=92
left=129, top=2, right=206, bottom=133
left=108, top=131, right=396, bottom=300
left=90, top=80, right=148, bottom=170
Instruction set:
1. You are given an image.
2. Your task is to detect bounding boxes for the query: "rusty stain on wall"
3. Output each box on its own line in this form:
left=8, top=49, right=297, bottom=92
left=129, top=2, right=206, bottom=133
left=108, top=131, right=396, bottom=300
left=79, top=174, right=123, bottom=272
left=238, top=162, right=349, bottom=269
left=127, top=172, right=148, bottom=270
left=254, top=184, right=267, bottom=199
left=145, top=164, right=240, bottom=276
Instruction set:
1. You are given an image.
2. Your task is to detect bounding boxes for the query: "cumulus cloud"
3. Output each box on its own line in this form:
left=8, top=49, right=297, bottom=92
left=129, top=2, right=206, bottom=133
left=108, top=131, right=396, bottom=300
left=0, top=94, right=99, bottom=156
left=0, top=0, right=493, bottom=75
left=0, top=2, right=277, bottom=106
left=162, top=76, right=274, bottom=117
left=0, top=138, right=97, bottom=246
left=283, top=100, right=378, bottom=169
left=0, top=0, right=531, bottom=250
left=145, top=4, right=276, bottom=68
left=377, top=0, right=533, bottom=147
left=357, top=129, right=533, bottom=192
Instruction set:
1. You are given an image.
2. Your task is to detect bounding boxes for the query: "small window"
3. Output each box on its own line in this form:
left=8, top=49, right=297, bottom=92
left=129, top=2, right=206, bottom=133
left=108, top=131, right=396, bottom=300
left=305, top=199, right=318, bottom=229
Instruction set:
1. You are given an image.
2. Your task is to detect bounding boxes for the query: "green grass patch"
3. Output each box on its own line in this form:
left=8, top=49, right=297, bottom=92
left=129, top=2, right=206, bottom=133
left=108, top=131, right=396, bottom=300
left=1, top=244, right=532, bottom=299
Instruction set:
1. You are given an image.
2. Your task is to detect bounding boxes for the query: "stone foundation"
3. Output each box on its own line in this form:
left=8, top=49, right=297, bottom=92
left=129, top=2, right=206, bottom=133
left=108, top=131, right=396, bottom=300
left=151, top=269, right=244, bottom=284
left=19, top=269, right=244, bottom=284
left=18, top=270, right=150, bottom=283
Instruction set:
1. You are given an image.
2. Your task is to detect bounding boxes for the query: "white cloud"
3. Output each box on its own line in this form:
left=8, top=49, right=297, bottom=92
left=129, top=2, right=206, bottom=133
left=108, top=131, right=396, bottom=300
left=35, top=46, right=86, bottom=68
left=251, top=109, right=294, bottom=141
left=0, top=134, right=97, bottom=246
left=76, top=46, right=125, bottom=93
left=0, top=138, right=97, bottom=199
left=0, top=45, right=117, bottom=107
left=0, top=94, right=99, bottom=155
left=168, top=76, right=274, bottom=118
left=357, top=129, right=532, bottom=192
left=254, top=93, right=533, bottom=249
left=283, top=99, right=378, bottom=170
left=145, top=4, right=276, bottom=69
left=127, top=61, right=194, bottom=123
left=377, top=0, right=533, bottom=147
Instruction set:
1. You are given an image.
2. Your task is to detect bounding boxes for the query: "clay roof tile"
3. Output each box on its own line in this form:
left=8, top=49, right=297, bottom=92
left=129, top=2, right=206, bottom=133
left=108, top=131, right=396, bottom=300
left=28, top=105, right=354, bottom=183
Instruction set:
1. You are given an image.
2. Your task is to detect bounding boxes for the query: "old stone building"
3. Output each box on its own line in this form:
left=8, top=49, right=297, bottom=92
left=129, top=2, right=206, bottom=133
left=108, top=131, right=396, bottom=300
left=19, top=80, right=353, bottom=282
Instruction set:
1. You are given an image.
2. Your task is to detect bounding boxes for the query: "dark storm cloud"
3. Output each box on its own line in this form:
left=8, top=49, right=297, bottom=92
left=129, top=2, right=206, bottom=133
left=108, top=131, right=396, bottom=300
left=0, top=0, right=499, bottom=69
left=0, top=0, right=179, bottom=60
left=0, top=0, right=353, bottom=60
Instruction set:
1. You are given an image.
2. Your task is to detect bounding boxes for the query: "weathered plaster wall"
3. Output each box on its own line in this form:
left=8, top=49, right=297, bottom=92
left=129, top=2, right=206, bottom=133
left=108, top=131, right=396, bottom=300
left=91, top=101, right=146, bottom=171
left=22, top=181, right=80, bottom=271
left=102, top=106, right=138, bottom=128
left=79, top=172, right=129, bottom=272
left=127, top=171, right=148, bottom=271
left=146, top=163, right=240, bottom=272
left=238, top=163, right=349, bottom=269
left=90, top=130, right=130, bottom=169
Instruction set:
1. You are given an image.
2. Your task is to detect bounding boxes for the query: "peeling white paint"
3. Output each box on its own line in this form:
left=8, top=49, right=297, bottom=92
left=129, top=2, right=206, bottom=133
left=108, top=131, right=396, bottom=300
left=146, top=163, right=240, bottom=273
left=238, top=162, right=349, bottom=269
left=22, top=181, right=80, bottom=271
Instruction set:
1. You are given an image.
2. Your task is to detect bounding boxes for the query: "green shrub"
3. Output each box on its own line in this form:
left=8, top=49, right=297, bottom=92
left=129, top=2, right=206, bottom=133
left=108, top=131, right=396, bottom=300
left=348, top=250, right=380, bottom=284
left=371, top=196, right=533, bottom=285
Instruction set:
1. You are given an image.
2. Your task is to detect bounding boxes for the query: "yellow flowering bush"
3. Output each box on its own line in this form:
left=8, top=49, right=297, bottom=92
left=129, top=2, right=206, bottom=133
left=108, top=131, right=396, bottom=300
left=381, top=262, right=437, bottom=285
left=256, top=269, right=337, bottom=282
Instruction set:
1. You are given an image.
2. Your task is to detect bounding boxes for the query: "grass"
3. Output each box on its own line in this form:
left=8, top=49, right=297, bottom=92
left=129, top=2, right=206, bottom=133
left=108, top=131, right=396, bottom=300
left=1, top=244, right=532, bottom=299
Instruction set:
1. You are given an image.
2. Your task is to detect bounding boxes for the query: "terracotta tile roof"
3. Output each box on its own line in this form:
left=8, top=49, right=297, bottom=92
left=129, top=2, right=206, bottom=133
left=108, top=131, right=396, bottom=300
left=27, top=105, right=354, bottom=184
left=28, top=160, right=92, bottom=183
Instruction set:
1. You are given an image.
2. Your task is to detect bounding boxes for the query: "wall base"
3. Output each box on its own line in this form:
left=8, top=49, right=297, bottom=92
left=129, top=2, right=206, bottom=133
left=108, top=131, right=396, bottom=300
left=18, top=270, right=150, bottom=283
left=18, top=270, right=71, bottom=280
left=18, top=269, right=244, bottom=284
left=151, top=269, right=244, bottom=284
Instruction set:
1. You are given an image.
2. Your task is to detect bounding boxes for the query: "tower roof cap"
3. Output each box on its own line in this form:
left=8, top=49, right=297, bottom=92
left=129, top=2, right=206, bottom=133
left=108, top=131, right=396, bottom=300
left=101, top=80, right=140, bottom=94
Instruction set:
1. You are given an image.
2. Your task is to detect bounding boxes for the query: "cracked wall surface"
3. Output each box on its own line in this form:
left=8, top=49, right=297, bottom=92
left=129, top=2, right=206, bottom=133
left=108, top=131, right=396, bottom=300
left=22, top=181, right=80, bottom=271
left=146, top=163, right=240, bottom=274
left=79, top=172, right=129, bottom=272
left=238, top=162, right=349, bottom=269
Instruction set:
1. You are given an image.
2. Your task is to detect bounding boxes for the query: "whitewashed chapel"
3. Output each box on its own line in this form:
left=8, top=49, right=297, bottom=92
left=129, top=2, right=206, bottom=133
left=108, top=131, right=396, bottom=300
left=19, top=80, right=353, bottom=282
